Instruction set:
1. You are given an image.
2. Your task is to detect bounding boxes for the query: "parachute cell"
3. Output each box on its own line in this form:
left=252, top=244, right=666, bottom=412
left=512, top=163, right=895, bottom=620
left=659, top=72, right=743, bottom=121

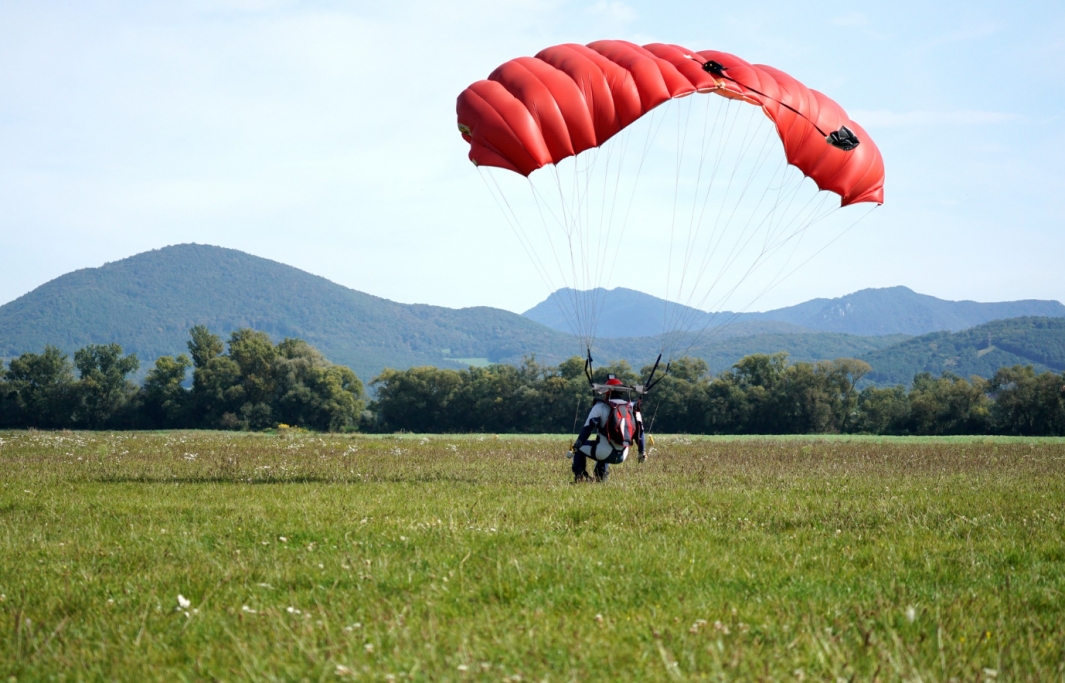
left=456, top=40, right=883, bottom=206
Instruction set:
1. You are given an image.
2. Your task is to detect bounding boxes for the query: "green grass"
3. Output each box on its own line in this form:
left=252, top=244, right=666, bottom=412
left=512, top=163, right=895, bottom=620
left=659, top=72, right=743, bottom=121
left=1, top=431, right=1063, bottom=682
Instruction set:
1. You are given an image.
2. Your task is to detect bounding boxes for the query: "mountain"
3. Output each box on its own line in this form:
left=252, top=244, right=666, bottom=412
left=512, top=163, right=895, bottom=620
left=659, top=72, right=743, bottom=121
left=524, top=286, right=1065, bottom=338
left=523, top=287, right=749, bottom=338
left=0, top=244, right=576, bottom=382
left=859, top=317, right=1065, bottom=386
left=0, top=244, right=910, bottom=382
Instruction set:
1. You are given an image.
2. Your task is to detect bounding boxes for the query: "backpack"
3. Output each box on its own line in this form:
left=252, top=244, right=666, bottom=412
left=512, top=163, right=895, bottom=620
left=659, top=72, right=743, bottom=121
left=604, top=401, right=635, bottom=448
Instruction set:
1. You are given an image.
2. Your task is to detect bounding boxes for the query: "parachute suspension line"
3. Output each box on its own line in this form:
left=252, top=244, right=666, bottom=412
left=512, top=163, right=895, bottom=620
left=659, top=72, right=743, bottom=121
left=660, top=107, right=771, bottom=351
left=662, top=96, right=745, bottom=351
left=589, top=109, right=641, bottom=350
left=663, top=99, right=761, bottom=356
left=685, top=124, right=797, bottom=315
left=480, top=169, right=582, bottom=342
left=551, top=165, right=590, bottom=350
left=588, top=127, right=626, bottom=352
left=579, top=148, right=603, bottom=347
left=689, top=152, right=809, bottom=315
left=681, top=176, right=823, bottom=333
left=673, top=192, right=846, bottom=361
left=588, top=102, right=665, bottom=352
left=650, top=91, right=864, bottom=368
left=597, top=105, right=666, bottom=323
left=756, top=203, right=878, bottom=301
left=686, top=155, right=793, bottom=325
left=662, top=102, right=775, bottom=360
left=665, top=90, right=730, bottom=346
left=671, top=197, right=846, bottom=361
left=526, top=177, right=588, bottom=352
left=692, top=194, right=834, bottom=337
left=661, top=94, right=699, bottom=356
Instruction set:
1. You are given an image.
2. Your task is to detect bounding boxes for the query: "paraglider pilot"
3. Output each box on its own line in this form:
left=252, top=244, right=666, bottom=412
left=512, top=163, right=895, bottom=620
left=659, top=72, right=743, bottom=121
left=571, top=376, right=645, bottom=482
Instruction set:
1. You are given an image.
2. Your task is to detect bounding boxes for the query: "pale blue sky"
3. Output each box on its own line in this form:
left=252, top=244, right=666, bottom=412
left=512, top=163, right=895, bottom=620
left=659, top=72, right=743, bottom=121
left=1, top=0, right=1062, bottom=313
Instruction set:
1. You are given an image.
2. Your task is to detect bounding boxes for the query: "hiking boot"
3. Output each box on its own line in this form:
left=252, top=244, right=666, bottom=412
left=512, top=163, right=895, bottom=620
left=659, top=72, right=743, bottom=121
left=573, top=471, right=593, bottom=484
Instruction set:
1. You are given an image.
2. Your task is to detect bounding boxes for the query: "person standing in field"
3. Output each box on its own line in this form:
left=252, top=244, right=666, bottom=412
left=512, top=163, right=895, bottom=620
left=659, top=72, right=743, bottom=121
left=571, top=376, right=646, bottom=483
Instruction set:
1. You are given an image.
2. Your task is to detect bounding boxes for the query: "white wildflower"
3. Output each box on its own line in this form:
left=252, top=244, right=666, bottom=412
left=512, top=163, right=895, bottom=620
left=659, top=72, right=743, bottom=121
left=286, top=606, right=301, bottom=615
left=242, top=605, right=256, bottom=614
left=364, top=642, right=374, bottom=653
left=905, top=606, right=916, bottom=622
left=279, top=536, right=288, bottom=542
left=335, top=664, right=353, bottom=677
left=177, top=594, right=191, bottom=610
left=457, top=664, right=468, bottom=671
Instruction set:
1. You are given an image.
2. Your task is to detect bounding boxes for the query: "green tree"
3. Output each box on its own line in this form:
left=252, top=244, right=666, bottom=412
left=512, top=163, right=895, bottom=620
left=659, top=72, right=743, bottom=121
left=227, top=329, right=278, bottom=428
left=191, top=353, right=243, bottom=429
left=989, top=365, right=1065, bottom=436
left=188, top=326, right=238, bottom=427
left=371, top=366, right=463, bottom=432
left=1, top=346, right=75, bottom=428
left=72, top=344, right=139, bottom=429
left=729, top=353, right=789, bottom=433
left=273, top=339, right=365, bottom=431
left=141, top=354, right=192, bottom=428
left=188, top=324, right=224, bottom=369
left=906, top=372, right=991, bottom=435
left=638, top=357, right=710, bottom=434
left=853, top=385, right=910, bottom=434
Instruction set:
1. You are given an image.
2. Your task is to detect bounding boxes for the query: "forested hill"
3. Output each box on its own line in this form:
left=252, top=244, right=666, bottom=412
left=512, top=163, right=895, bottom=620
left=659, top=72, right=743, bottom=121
left=0, top=244, right=574, bottom=382
left=0, top=244, right=906, bottom=381
left=4, top=244, right=1061, bottom=386
left=860, top=317, right=1065, bottom=386
left=525, top=286, right=1065, bottom=338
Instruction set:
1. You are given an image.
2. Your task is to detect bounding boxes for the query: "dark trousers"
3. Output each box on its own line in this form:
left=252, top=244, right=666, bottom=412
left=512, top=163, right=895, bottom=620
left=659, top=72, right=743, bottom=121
left=572, top=448, right=609, bottom=481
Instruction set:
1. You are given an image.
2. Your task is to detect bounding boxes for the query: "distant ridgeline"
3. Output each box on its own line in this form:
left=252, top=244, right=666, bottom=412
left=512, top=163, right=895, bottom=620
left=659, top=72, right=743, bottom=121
left=523, top=286, right=1065, bottom=338
left=1, top=244, right=1064, bottom=390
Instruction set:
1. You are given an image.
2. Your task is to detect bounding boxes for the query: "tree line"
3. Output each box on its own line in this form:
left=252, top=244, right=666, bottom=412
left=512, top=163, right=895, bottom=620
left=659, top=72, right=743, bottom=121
left=2, top=330, right=1063, bottom=435
left=0, top=327, right=365, bottom=431
left=368, top=354, right=1065, bottom=437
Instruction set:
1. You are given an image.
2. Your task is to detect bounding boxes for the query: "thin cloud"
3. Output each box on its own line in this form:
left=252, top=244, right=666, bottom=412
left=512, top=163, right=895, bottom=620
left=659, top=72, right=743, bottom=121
left=830, top=12, right=868, bottom=28
left=913, top=22, right=999, bottom=53
left=852, top=109, right=1021, bottom=127
left=585, top=1, right=637, bottom=23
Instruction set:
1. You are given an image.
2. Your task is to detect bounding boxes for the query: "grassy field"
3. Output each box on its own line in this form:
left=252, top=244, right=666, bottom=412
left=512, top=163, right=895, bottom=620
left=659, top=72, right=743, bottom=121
left=1, top=431, right=1063, bottom=682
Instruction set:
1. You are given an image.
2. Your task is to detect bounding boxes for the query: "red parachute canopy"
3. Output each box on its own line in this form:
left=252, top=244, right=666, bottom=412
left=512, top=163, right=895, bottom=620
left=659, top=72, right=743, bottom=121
left=457, top=40, right=884, bottom=206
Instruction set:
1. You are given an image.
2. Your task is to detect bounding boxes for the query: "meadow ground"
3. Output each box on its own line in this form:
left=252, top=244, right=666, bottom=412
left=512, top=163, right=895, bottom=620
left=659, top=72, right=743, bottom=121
left=1, top=431, right=1063, bottom=682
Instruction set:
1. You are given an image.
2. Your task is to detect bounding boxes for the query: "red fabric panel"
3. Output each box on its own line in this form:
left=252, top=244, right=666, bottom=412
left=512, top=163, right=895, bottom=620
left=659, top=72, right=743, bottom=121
left=642, top=43, right=719, bottom=92
left=457, top=40, right=885, bottom=206
left=489, top=59, right=575, bottom=163
left=534, top=44, right=622, bottom=146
